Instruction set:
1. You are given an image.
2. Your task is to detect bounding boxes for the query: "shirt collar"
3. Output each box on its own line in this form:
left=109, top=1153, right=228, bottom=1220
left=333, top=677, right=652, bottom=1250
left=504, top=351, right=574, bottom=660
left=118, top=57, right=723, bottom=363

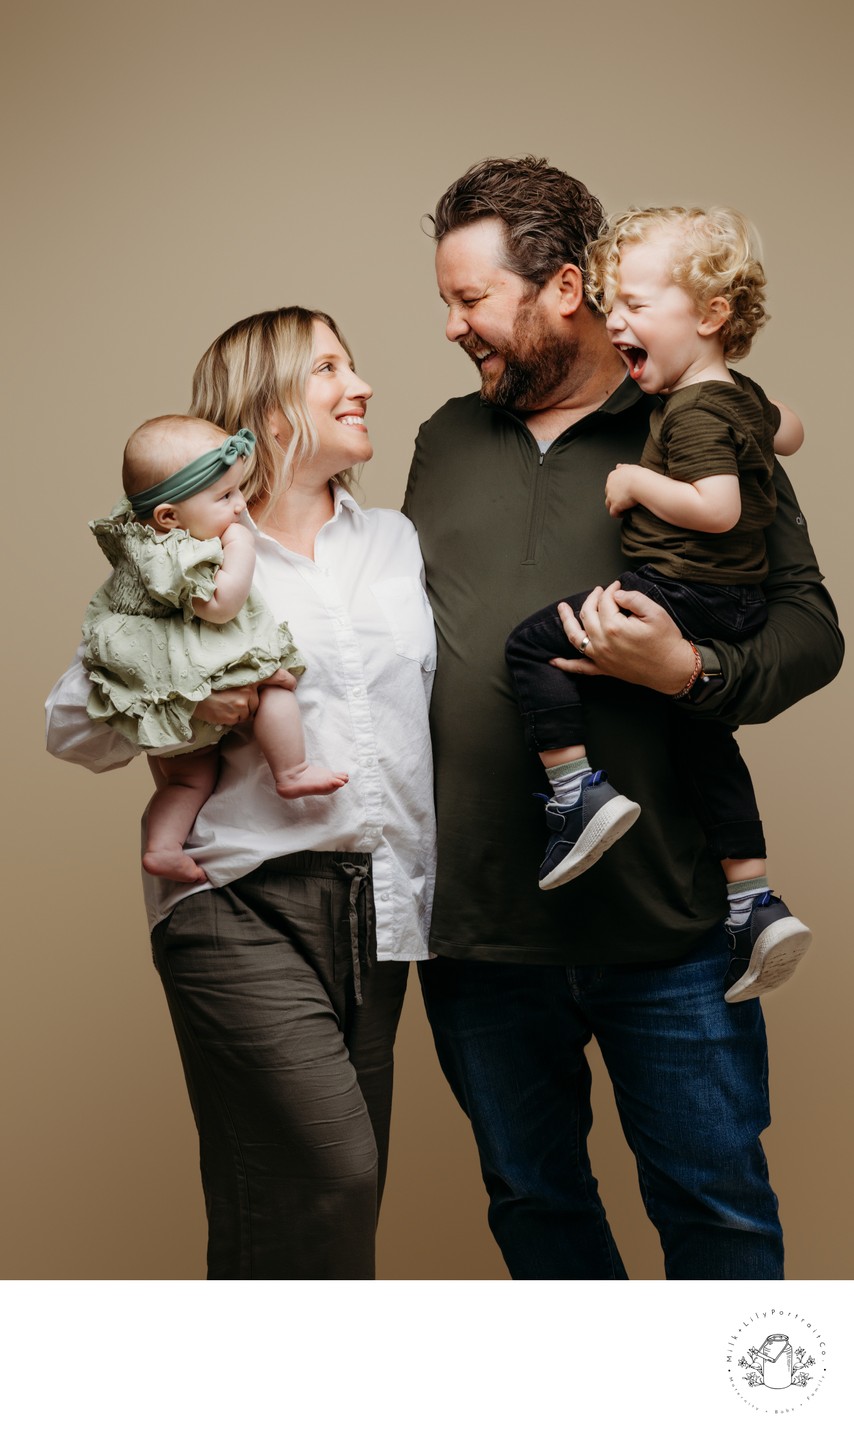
left=597, top=373, right=649, bottom=415
left=481, top=371, right=646, bottom=419
left=245, top=482, right=364, bottom=545
left=332, top=481, right=364, bottom=519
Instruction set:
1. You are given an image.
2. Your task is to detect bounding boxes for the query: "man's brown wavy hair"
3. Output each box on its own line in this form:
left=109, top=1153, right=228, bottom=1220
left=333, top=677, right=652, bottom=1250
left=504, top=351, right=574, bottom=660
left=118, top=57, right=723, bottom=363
left=429, top=156, right=605, bottom=303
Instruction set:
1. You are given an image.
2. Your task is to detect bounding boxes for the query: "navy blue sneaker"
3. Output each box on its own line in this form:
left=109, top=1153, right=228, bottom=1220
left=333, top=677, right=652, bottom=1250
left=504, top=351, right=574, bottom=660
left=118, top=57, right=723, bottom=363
left=724, top=891, right=812, bottom=1003
left=538, top=771, right=640, bottom=891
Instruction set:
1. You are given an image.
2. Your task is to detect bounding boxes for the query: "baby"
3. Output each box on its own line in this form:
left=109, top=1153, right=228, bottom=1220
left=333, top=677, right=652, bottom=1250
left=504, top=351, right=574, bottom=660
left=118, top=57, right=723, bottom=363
left=505, top=206, right=811, bottom=1002
left=82, top=415, right=347, bottom=883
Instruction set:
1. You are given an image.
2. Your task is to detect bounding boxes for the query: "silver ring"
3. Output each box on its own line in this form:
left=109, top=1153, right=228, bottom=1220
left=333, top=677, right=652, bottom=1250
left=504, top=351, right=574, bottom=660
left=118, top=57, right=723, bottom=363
left=579, top=635, right=591, bottom=654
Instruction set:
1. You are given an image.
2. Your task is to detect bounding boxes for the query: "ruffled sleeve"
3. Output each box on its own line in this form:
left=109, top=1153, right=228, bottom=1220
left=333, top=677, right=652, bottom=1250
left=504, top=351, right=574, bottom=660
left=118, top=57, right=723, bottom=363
left=130, top=528, right=224, bottom=621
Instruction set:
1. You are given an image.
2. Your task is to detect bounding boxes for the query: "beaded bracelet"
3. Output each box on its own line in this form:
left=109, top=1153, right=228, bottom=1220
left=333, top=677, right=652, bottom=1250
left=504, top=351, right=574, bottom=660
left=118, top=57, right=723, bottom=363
left=669, top=642, right=703, bottom=700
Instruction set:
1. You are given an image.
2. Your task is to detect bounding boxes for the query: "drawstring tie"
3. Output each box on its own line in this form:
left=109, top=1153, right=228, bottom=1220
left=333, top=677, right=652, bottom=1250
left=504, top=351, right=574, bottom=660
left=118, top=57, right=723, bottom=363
left=334, top=859, right=374, bottom=1006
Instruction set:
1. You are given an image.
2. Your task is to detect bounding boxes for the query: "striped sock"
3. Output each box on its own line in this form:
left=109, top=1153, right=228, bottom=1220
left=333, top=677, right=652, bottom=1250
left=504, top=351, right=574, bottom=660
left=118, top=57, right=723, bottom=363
left=727, top=877, right=771, bottom=927
left=545, top=758, right=592, bottom=808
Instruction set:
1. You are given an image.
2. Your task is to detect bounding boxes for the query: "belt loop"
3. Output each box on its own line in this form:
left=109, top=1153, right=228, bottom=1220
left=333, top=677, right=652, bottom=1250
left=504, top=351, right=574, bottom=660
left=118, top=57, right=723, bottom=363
left=334, top=858, right=372, bottom=1006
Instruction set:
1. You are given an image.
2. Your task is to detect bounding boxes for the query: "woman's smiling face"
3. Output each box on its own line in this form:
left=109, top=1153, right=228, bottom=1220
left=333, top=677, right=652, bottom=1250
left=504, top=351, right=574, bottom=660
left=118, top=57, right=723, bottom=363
left=303, top=320, right=373, bottom=473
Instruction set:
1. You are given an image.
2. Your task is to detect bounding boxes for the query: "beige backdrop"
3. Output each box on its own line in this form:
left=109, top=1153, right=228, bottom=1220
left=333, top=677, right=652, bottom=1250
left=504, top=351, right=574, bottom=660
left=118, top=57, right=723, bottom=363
left=3, top=0, right=851, bottom=1279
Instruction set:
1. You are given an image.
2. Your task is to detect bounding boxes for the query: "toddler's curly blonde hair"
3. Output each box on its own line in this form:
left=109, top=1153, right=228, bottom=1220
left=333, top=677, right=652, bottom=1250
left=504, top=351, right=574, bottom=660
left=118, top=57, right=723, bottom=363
left=586, top=206, right=769, bottom=362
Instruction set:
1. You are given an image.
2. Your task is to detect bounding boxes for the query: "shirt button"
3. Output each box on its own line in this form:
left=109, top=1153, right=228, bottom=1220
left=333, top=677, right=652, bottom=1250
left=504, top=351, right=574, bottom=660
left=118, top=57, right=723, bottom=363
left=380, top=893, right=390, bottom=902
left=352, top=686, right=363, bottom=697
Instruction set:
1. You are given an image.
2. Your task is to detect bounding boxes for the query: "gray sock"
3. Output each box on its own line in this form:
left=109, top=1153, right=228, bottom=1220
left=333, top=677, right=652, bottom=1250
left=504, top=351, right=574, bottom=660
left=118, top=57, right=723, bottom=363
left=545, top=758, right=591, bottom=808
left=726, top=877, right=770, bottom=927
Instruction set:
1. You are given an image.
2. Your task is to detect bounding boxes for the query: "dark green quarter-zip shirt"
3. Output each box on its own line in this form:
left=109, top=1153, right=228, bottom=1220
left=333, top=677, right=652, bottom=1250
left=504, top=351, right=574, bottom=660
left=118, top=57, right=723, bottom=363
left=403, top=377, right=843, bottom=967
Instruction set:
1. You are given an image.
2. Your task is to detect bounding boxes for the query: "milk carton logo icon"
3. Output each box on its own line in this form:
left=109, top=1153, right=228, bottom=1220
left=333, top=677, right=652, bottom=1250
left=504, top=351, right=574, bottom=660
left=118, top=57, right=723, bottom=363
left=756, top=1334, right=793, bottom=1388
left=726, top=1309, right=827, bottom=1410
left=738, top=1330, right=817, bottom=1390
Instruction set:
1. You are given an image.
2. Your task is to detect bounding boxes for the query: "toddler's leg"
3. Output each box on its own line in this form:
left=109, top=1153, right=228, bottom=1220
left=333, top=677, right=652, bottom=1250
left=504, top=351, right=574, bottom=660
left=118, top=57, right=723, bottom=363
left=253, top=681, right=348, bottom=798
left=723, top=863, right=812, bottom=1004
left=506, top=597, right=593, bottom=802
left=143, top=748, right=220, bottom=883
left=668, top=715, right=812, bottom=1001
left=506, top=597, right=639, bottom=891
left=505, top=598, right=590, bottom=755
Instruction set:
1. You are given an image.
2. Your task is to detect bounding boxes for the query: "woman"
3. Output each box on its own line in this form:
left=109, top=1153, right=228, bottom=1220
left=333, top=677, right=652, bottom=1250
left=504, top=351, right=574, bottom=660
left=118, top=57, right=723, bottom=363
left=46, top=307, right=437, bottom=1279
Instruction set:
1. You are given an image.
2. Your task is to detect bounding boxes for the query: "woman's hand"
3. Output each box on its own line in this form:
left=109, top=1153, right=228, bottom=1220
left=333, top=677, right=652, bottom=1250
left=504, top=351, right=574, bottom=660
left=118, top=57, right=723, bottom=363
left=259, top=668, right=298, bottom=691
left=551, top=581, right=696, bottom=694
left=194, top=684, right=261, bottom=727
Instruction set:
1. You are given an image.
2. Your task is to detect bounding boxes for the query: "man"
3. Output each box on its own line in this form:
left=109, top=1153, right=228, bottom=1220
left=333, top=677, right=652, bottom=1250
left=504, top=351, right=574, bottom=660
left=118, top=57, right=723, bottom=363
left=403, top=157, right=843, bottom=1279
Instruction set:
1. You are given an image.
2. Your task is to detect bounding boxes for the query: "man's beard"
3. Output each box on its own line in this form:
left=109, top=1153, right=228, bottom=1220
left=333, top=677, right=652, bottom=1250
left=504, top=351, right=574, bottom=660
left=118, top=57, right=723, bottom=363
left=464, top=297, right=579, bottom=410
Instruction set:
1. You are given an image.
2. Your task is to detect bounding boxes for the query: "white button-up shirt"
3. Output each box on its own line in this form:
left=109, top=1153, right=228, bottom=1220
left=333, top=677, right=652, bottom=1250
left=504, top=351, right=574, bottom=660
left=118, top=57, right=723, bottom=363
left=45, top=487, right=437, bottom=960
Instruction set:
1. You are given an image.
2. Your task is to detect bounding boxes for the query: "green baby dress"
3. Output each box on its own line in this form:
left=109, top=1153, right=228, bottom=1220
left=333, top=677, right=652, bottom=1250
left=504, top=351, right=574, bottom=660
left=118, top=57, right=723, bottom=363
left=82, top=499, right=304, bottom=752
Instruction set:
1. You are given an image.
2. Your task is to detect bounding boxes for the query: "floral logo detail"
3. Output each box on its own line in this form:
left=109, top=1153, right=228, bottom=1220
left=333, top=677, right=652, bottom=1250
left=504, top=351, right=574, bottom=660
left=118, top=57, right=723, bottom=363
left=739, top=1334, right=816, bottom=1389
left=725, top=1309, right=828, bottom=1412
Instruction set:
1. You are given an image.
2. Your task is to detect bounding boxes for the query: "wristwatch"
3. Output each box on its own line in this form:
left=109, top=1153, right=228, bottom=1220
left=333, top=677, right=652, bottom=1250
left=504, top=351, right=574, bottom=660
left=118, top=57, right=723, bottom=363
left=680, top=643, right=724, bottom=705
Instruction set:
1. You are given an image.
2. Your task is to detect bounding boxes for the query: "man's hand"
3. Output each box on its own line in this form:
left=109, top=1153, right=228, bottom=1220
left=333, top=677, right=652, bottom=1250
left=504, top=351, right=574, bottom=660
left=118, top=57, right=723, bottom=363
left=604, top=463, right=644, bottom=517
left=194, top=684, right=261, bottom=727
left=551, top=581, right=696, bottom=694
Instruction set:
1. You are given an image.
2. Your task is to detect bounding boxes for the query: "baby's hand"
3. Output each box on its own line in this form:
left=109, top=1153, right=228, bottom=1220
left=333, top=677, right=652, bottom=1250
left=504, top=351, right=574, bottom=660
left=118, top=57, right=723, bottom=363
left=193, top=521, right=256, bottom=622
left=221, top=521, right=255, bottom=549
left=604, top=463, right=642, bottom=517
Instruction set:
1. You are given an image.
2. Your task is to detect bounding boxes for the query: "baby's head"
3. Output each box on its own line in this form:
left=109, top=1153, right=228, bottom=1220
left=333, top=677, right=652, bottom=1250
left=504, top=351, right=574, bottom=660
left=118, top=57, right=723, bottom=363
left=122, top=415, right=253, bottom=539
left=586, top=207, right=768, bottom=391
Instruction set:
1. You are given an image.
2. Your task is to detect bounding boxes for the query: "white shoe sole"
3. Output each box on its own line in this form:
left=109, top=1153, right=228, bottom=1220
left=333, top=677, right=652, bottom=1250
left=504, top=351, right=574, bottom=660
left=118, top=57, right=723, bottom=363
left=724, top=917, right=813, bottom=1003
left=539, top=796, right=641, bottom=891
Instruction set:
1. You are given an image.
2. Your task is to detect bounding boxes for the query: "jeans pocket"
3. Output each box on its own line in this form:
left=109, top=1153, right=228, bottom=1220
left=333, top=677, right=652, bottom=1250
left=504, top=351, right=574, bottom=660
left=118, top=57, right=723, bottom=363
left=723, top=587, right=767, bottom=634
left=642, top=576, right=765, bottom=642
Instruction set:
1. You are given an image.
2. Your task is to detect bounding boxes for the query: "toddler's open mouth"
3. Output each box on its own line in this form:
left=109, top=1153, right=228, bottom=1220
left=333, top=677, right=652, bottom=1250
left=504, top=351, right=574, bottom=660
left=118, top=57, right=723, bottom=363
left=614, top=343, right=647, bottom=381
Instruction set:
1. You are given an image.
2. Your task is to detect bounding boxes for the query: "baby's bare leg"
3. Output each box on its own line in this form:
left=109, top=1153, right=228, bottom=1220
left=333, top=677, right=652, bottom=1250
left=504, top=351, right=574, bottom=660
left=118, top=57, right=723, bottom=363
left=253, top=680, right=348, bottom=798
left=143, top=748, right=219, bottom=882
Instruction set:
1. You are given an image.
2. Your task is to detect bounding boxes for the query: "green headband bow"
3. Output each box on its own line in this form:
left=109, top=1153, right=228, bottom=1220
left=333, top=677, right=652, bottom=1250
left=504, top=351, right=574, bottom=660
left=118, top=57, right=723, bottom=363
left=132, top=428, right=256, bottom=519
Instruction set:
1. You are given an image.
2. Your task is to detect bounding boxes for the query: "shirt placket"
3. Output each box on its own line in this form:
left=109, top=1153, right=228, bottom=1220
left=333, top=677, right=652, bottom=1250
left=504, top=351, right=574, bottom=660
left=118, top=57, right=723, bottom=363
left=305, top=551, right=393, bottom=939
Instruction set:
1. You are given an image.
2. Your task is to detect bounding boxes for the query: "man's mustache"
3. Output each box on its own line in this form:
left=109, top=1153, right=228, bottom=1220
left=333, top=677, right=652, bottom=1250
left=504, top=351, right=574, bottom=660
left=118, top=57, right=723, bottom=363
left=459, top=336, right=496, bottom=362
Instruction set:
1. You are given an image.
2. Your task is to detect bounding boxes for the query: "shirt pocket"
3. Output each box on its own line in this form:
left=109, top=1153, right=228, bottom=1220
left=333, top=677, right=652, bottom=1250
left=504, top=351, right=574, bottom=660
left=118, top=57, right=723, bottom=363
left=370, top=577, right=437, bottom=670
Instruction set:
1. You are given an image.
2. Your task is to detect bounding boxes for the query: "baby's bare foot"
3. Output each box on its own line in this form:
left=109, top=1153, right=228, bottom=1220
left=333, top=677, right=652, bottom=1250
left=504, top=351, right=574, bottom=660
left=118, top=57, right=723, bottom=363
left=276, top=765, right=350, bottom=799
left=143, top=849, right=208, bottom=883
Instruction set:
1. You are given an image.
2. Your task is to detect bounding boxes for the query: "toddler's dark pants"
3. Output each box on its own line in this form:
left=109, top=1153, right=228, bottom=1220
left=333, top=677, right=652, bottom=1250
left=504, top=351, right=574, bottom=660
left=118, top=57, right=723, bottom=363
left=505, top=565, right=768, bottom=860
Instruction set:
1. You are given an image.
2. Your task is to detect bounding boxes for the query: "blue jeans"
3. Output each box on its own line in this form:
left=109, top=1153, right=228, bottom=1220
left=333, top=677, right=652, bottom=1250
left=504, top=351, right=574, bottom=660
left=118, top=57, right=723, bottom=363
left=419, top=926, right=784, bottom=1279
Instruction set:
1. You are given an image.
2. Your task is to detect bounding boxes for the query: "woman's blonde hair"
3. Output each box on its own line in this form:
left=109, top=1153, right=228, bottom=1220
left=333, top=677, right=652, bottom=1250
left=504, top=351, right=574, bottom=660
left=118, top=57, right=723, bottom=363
left=189, top=306, right=357, bottom=515
left=586, top=206, right=769, bottom=361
